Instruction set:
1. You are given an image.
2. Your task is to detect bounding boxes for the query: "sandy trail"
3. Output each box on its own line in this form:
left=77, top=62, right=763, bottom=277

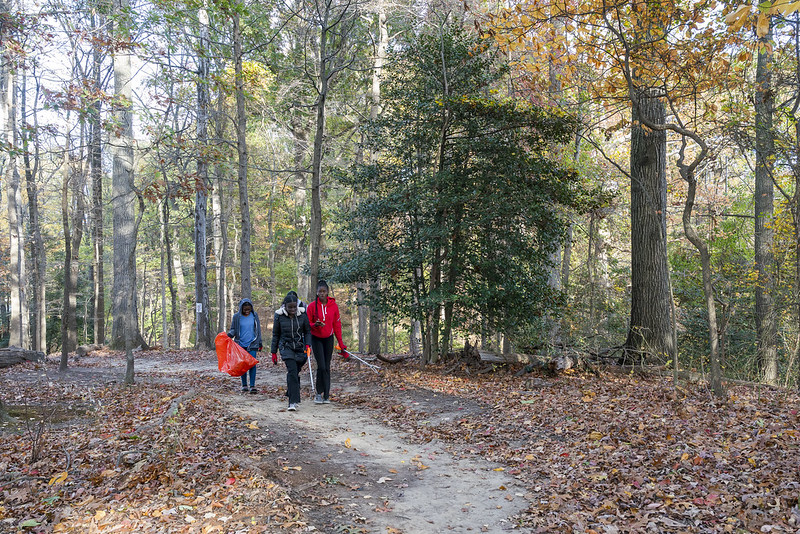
left=109, top=355, right=529, bottom=533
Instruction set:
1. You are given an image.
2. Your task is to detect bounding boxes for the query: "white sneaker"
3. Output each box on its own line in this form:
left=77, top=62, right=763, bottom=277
left=314, top=394, right=324, bottom=404
left=287, top=403, right=297, bottom=411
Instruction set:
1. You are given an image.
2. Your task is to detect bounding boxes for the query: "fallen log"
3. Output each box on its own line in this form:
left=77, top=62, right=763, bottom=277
left=0, top=346, right=46, bottom=369
left=375, top=353, right=407, bottom=364
left=481, top=349, right=579, bottom=370
left=76, top=344, right=103, bottom=357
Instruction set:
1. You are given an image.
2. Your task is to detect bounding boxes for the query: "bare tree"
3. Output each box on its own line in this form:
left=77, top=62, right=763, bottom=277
left=193, top=4, right=212, bottom=349
left=1, top=0, right=29, bottom=349
left=303, top=0, right=362, bottom=294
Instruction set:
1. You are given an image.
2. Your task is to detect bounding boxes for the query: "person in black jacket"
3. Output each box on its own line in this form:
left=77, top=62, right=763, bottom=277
left=271, top=293, right=311, bottom=411
left=227, top=298, right=263, bottom=394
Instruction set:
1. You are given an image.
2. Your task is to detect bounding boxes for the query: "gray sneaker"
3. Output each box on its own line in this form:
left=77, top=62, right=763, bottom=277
left=287, top=403, right=297, bottom=411
left=241, top=386, right=249, bottom=393
left=314, top=394, right=324, bottom=404
left=322, top=398, right=331, bottom=404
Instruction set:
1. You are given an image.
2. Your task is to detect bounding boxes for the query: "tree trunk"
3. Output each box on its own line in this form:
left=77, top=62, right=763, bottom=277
left=309, top=70, right=326, bottom=298
left=21, top=69, right=46, bottom=353
left=682, top=173, right=724, bottom=397
left=164, top=204, right=179, bottom=348
left=561, top=224, right=573, bottom=291
left=3, top=44, right=28, bottom=350
left=360, top=6, right=388, bottom=357
left=91, top=11, right=105, bottom=347
left=755, top=21, right=778, bottom=385
left=111, top=0, right=142, bottom=359
left=212, top=90, right=229, bottom=334
left=61, top=127, right=86, bottom=371
left=194, top=5, right=212, bottom=350
left=368, top=279, right=382, bottom=354
left=624, top=88, right=674, bottom=362
left=160, top=201, right=168, bottom=348
left=291, top=116, right=310, bottom=300
left=174, top=231, right=193, bottom=348
left=233, top=11, right=252, bottom=301
left=357, top=284, right=367, bottom=352
left=268, top=181, right=277, bottom=308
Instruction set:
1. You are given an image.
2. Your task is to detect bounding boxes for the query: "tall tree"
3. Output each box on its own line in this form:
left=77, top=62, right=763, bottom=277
left=60, top=121, right=86, bottom=371
left=305, top=0, right=362, bottom=294
left=620, top=0, right=674, bottom=363
left=110, top=0, right=142, bottom=380
left=233, top=8, right=252, bottom=301
left=91, top=9, right=106, bottom=346
left=366, top=1, right=388, bottom=355
left=211, top=94, right=229, bottom=333
left=21, top=67, right=46, bottom=353
left=754, top=20, right=778, bottom=384
left=1, top=0, right=29, bottom=350
left=194, top=4, right=212, bottom=349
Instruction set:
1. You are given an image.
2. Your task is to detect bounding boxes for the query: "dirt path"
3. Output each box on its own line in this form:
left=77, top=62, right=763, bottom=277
left=133, top=355, right=529, bottom=533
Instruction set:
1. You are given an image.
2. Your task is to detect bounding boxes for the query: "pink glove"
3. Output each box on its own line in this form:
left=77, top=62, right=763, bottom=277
left=271, top=353, right=278, bottom=365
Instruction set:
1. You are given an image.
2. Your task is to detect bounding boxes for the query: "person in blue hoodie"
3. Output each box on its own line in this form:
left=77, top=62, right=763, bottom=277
left=227, top=298, right=263, bottom=394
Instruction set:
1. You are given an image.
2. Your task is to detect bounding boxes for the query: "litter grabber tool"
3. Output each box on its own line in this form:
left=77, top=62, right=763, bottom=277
left=336, top=345, right=380, bottom=373
left=306, top=345, right=317, bottom=397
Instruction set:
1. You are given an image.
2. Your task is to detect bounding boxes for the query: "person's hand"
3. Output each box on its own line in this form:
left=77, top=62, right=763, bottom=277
left=305, top=345, right=311, bottom=353
left=271, top=353, right=278, bottom=365
left=340, top=345, right=349, bottom=358
left=258, top=344, right=263, bottom=352
left=315, top=320, right=324, bottom=327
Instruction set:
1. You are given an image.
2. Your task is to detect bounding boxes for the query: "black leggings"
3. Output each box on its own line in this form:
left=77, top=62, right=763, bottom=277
left=311, top=335, right=334, bottom=399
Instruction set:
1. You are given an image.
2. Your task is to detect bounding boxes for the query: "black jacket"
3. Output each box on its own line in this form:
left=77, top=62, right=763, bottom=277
left=270, top=308, right=311, bottom=358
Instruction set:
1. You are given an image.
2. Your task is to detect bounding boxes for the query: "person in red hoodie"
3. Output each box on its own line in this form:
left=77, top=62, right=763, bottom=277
left=306, top=280, right=348, bottom=404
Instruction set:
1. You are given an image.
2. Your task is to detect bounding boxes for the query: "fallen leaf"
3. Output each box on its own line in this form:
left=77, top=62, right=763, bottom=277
left=48, top=471, right=69, bottom=485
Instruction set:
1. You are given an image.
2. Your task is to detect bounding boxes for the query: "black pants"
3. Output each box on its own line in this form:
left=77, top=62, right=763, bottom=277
left=282, top=348, right=307, bottom=404
left=312, top=334, right=334, bottom=399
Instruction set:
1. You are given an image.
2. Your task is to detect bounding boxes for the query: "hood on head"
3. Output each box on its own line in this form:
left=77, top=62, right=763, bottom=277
left=238, top=298, right=254, bottom=314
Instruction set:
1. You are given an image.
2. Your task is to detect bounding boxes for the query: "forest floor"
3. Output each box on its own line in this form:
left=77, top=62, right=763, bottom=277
left=0, top=348, right=799, bottom=534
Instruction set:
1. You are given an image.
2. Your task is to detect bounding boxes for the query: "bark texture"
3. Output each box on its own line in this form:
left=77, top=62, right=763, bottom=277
left=624, top=89, right=674, bottom=362
left=755, top=23, right=778, bottom=385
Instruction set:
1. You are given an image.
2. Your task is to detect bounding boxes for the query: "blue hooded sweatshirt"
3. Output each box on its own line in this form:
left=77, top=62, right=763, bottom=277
left=227, top=298, right=262, bottom=352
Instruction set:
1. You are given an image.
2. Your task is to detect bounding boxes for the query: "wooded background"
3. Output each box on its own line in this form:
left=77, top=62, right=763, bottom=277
left=1, top=0, right=798, bottom=391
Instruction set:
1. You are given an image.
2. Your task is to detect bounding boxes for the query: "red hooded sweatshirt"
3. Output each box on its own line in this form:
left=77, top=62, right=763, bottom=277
left=307, top=296, right=345, bottom=348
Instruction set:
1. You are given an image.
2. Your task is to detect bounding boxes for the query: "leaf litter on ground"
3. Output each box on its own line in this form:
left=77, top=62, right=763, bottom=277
left=1, top=348, right=799, bottom=533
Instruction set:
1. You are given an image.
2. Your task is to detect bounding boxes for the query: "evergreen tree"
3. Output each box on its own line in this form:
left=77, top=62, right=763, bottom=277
left=333, top=24, right=602, bottom=362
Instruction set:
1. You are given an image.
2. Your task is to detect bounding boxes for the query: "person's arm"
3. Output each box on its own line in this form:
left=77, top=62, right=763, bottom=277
left=255, top=313, right=263, bottom=351
left=308, top=301, right=321, bottom=328
left=303, top=314, right=312, bottom=347
left=332, top=303, right=345, bottom=349
left=227, top=315, right=237, bottom=339
left=270, top=315, right=281, bottom=355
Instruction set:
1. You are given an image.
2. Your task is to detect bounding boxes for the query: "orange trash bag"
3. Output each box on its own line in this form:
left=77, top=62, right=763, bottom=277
left=215, top=332, right=259, bottom=377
